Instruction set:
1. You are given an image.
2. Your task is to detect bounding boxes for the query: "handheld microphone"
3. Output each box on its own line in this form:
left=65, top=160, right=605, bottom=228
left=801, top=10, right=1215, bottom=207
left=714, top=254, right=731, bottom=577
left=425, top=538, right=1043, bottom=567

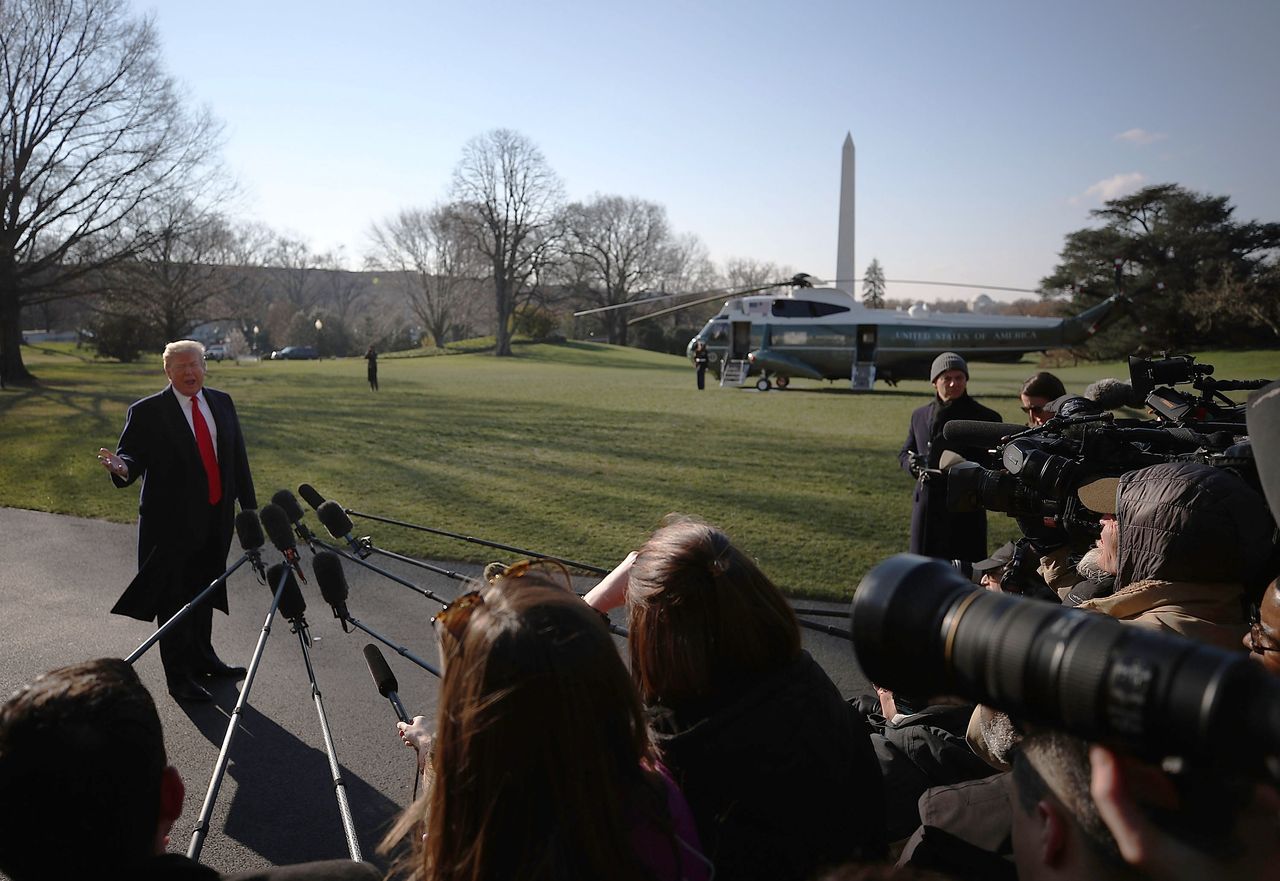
left=235, top=509, right=268, bottom=580
left=941, top=421, right=1026, bottom=448
left=260, top=502, right=308, bottom=583
left=317, top=500, right=371, bottom=558
left=272, top=488, right=318, bottom=548
left=265, top=562, right=307, bottom=623
left=298, top=483, right=327, bottom=512
left=313, top=550, right=352, bottom=632
left=363, top=644, right=411, bottom=723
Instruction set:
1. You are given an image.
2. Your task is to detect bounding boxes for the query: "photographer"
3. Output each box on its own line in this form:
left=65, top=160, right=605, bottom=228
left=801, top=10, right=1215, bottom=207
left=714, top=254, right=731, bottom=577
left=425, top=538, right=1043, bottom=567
left=1072, top=461, right=1270, bottom=650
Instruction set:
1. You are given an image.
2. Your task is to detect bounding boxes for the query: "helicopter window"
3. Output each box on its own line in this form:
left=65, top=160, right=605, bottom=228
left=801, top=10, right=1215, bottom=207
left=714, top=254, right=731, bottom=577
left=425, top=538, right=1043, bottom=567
left=811, top=301, right=850, bottom=317
left=771, top=300, right=850, bottom=317
left=709, top=322, right=728, bottom=341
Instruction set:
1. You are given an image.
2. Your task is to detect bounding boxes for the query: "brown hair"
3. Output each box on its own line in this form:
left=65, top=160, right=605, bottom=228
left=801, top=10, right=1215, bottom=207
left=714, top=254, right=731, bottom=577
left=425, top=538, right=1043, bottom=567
left=627, top=515, right=801, bottom=709
left=386, top=573, right=668, bottom=881
left=1020, top=371, right=1066, bottom=400
left=0, top=659, right=166, bottom=880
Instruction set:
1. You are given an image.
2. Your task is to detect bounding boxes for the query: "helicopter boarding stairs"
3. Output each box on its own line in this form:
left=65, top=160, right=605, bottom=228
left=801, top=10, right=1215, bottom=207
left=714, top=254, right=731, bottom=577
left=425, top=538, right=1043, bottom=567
left=719, top=359, right=751, bottom=387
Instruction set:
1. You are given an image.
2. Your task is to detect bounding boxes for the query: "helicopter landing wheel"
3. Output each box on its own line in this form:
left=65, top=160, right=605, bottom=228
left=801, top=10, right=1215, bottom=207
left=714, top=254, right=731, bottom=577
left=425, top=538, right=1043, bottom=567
left=775, top=376, right=790, bottom=389
left=755, top=377, right=771, bottom=391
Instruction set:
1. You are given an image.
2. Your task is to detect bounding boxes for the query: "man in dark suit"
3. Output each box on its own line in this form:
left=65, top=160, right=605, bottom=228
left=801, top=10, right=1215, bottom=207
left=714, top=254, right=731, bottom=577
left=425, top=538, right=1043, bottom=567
left=97, top=340, right=257, bottom=702
left=898, top=352, right=1002, bottom=562
left=0, top=658, right=382, bottom=881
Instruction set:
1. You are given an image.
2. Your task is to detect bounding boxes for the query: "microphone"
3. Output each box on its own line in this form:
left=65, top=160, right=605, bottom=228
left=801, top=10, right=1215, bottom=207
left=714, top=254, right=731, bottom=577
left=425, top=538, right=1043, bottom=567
left=298, top=483, right=327, bottom=512
left=363, top=644, right=410, bottom=723
left=265, top=562, right=307, bottom=623
left=317, top=500, right=370, bottom=558
left=313, top=550, right=352, bottom=631
left=941, top=421, right=1025, bottom=448
left=259, top=502, right=308, bottom=583
left=235, top=509, right=267, bottom=580
left=271, top=488, right=318, bottom=548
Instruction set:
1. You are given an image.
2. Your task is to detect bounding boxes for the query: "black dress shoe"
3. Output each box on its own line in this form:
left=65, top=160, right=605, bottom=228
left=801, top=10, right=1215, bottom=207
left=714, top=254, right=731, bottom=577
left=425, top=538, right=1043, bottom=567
left=168, top=677, right=213, bottom=703
left=196, top=660, right=247, bottom=678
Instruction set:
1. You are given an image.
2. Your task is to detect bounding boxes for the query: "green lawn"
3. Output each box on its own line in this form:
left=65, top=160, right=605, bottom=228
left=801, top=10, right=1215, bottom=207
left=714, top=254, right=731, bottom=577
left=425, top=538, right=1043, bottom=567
left=3, top=343, right=1277, bottom=599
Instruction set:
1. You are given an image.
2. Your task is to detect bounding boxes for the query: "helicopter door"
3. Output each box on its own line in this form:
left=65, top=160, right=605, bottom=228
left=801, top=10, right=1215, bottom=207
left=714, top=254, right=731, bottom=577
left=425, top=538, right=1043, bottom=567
left=730, top=321, right=753, bottom=359
left=851, top=325, right=878, bottom=391
left=856, top=325, right=878, bottom=363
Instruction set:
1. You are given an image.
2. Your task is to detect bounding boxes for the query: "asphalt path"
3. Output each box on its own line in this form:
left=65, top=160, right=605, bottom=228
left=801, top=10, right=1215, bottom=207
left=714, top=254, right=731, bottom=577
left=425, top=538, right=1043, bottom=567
left=0, top=505, right=870, bottom=877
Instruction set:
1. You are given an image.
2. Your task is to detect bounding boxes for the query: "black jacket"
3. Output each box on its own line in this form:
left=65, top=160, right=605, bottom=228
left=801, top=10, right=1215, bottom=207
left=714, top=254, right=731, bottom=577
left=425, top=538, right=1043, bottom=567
left=898, top=394, right=1002, bottom=561
left=111, top=385, right=256, bottom=621
left=649, top=651, right=887, bottom=881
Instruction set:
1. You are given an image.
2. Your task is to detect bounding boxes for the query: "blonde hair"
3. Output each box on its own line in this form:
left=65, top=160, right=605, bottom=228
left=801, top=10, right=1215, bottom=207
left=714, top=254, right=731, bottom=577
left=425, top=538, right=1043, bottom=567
left=162, top=340, right=205, bottom=367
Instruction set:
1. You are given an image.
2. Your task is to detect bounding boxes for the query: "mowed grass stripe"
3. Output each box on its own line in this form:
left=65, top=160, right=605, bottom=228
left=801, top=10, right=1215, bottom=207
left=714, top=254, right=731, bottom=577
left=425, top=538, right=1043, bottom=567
left=3, top=342, right=1276, bottom=600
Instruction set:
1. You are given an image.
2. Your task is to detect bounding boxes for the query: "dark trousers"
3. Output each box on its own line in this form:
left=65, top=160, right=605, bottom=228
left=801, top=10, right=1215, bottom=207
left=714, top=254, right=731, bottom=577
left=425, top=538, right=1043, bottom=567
left=157, top=506, right=226, bottom=684
left=696, top=365, right=706, bottom=389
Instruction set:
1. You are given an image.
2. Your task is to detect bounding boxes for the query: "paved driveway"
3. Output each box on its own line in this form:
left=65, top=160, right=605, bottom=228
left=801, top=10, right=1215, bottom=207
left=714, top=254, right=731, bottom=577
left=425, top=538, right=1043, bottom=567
left=0, top=506, right=868, bottom=876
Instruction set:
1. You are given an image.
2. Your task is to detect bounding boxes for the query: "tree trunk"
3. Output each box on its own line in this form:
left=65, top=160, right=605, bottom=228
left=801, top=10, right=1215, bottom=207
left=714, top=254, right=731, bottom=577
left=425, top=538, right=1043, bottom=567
left=0, top=278, right=35, bottom=386
left=494, top=276, right=513, bottom=357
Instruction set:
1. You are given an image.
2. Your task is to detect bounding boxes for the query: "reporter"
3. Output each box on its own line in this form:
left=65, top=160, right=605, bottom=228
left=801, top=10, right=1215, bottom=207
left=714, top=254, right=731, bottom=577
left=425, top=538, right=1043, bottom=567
left=1019, top=372, right=1066, bottom=427
left=610, top=515, right=886, bottom=881
left=385, top=565, right=708, bottom=881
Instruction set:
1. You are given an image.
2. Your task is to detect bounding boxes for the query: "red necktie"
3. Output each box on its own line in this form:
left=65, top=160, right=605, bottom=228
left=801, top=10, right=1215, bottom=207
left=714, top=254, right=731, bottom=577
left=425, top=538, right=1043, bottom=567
left=190, top=394, right=222, bottom=505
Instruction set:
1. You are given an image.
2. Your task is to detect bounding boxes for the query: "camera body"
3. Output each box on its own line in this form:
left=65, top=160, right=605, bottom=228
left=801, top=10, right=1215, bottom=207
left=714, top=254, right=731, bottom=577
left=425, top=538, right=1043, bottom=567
left=946, top=353, right=1268, bottom=545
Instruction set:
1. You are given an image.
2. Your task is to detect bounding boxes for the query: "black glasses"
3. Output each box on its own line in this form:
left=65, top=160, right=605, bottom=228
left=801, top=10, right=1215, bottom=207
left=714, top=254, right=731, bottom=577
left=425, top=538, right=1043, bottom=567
left=1020, top=404, right=1047, bottom=414
left=1248, top=603, right=1280, bottom=656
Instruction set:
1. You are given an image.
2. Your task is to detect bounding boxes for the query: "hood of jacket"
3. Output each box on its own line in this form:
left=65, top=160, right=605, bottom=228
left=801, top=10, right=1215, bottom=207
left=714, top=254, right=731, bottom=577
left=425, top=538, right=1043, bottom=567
left=1116, top=462, right=1273, bottom=589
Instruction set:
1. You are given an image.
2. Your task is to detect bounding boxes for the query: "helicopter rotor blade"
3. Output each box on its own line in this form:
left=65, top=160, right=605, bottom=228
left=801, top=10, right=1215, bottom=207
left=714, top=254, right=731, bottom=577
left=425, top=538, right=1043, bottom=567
left=623, top=277, right=811, bottom=326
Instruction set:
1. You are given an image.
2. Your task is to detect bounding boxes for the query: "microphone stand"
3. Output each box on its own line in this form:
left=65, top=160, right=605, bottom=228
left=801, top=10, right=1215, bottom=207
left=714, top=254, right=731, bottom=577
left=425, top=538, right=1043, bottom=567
left=188, top=563, right=289, bottom=862
left=339, top=613, right=442, bottom=678
left=344, top=508, right=608, bottom=575
left=124, top=553, right=256, bottom=664
left=291, top=615, right=363, bottom=861
left=316, top=540, right=457, bottom=607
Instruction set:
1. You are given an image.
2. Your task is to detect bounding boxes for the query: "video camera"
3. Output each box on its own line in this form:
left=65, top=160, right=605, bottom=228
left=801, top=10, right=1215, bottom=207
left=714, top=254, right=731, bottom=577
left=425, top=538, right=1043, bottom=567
left=850, top=555, right=1280, bottom=773
left=945, top=354, right=1268, bottom=544
left=1130, top=353, right=1270, bottom=427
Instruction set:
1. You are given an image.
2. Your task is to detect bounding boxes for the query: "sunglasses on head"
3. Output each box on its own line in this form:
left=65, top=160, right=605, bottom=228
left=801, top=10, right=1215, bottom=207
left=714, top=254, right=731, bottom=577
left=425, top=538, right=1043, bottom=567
left=431, top=559, right=576, bottom=643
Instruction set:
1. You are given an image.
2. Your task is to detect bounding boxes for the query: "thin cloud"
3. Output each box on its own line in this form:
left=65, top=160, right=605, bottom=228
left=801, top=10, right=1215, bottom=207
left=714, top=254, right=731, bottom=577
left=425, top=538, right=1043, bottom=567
left=1115, top=128, right=1166, bottom=146
left=1070, top=172, right=1147, bottom=205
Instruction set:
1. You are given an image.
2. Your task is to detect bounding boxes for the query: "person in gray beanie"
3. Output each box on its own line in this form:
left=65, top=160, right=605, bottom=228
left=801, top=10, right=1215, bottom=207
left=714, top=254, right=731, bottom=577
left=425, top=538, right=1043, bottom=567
left=897, top=352, right=1003, bottom=561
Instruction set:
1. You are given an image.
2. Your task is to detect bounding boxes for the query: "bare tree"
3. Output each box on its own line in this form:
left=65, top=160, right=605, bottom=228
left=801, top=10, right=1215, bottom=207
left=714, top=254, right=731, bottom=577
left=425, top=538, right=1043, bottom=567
left=368, top=203, right=482, bottom=347
left=0, top=0, right=222, bottom=382
left=451, top=129, right=563, bottom=356
left=268, top=234, right=321, bottom=310
left=94, top=197, right=236, bottom=343
left=722, top=257, right=795, bottom=290
left=561, top=195, right=680, bottom=346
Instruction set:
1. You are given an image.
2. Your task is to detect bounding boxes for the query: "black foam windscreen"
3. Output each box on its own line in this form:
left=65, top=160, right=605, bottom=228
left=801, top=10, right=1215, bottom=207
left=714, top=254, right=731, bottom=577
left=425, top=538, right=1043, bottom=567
left=313, top=550, right=349, bottom=607
left=298, top=483, right=326, bottom=511
left=271, top=489, right=307, bottom=524
left=266, top=562, right=306, bottom=620
left=317, top=500, right=355, bottom=539
left=941, top=421, right=1025, bottom=448
left=259, top=503, right=296, bottom=552
left=363, top=643, right=398, bottom=698
left=234, top=510, right=264, bottom=551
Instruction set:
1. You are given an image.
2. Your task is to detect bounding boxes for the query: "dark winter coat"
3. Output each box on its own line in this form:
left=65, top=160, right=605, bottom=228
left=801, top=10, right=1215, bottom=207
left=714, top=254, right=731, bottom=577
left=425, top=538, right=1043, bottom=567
left=648, top=651, right=887, bottom=881
left=110, top=386, right=256, bottom=621
left=898, top=394, right=1002, bottom=561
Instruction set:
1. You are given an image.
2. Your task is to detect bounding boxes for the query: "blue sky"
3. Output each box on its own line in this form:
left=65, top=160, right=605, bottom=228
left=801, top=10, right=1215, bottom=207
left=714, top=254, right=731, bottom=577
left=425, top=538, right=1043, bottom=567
left=146, top=0, right=1280, bottom=302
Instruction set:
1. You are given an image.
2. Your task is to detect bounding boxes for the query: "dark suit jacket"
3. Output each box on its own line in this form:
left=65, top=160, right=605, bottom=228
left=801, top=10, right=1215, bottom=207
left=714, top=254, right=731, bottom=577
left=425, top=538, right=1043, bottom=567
left=110, top=385, right=256, bottom=621
left=897, top=394, right=1001, bottom=561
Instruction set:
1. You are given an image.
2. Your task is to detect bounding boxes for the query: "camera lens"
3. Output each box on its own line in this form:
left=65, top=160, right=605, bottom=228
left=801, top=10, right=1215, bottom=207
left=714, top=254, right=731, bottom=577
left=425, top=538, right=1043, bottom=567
left=851, top=554, right=1280, bottom=769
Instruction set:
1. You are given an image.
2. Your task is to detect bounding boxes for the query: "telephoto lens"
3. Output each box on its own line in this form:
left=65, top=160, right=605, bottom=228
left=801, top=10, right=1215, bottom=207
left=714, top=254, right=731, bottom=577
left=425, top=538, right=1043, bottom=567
left=850, top=554, right=1280, bottom=772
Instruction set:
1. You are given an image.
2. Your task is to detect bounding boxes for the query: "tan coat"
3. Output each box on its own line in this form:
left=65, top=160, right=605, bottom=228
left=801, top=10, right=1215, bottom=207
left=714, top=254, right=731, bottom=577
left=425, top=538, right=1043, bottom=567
left=1075, top=578, right=1246, bottom=652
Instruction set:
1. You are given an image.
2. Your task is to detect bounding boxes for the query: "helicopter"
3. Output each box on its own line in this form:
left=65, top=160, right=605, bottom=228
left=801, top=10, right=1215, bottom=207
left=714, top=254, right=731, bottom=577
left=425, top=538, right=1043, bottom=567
left=668, top=273, right=1124, bottom=390
left=574, top=134, right=1128, bottom=391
